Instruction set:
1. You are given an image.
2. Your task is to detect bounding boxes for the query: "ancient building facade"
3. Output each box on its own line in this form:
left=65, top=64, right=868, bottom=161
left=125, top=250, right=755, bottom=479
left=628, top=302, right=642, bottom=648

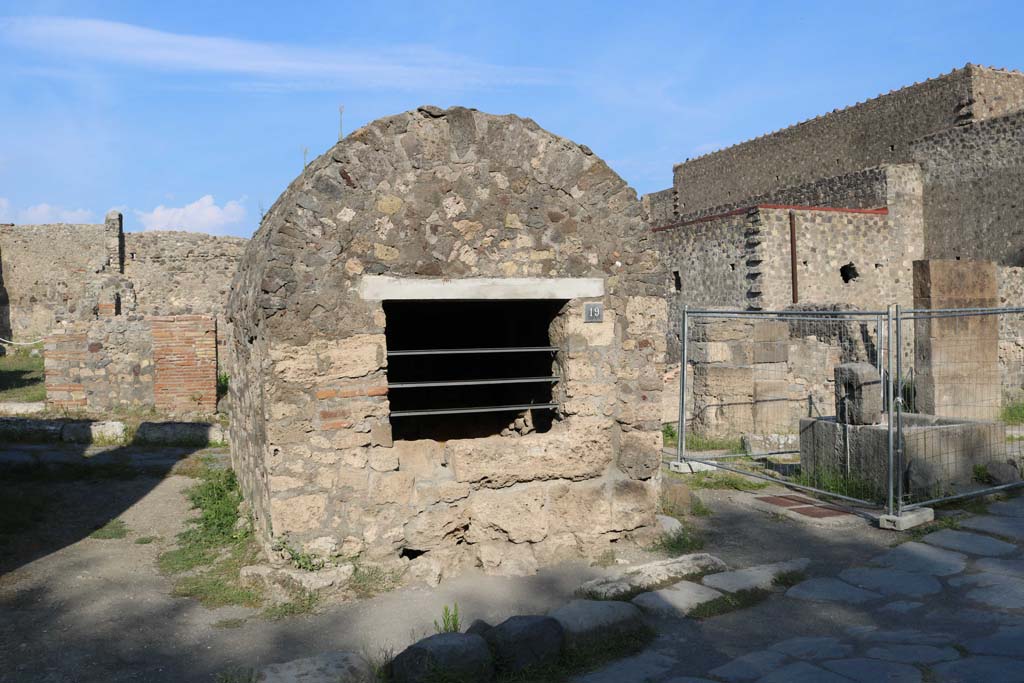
left=227, top=106, right=666, bottom=580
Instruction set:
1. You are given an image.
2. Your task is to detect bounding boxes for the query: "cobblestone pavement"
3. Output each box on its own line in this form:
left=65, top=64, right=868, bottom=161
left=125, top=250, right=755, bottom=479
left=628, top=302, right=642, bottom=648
left=578, top=496, right=1024, bottom=682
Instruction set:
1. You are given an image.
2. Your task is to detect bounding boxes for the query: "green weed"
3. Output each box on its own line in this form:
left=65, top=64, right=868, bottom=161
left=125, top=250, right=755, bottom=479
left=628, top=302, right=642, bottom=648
left=685, top=471, right=768, bottom=491
left=1001, top=401, right=1024, bottom=425
left=349, top=563, right=402, bottom=599
left=648, top=525, right=704, bottom=554
left=0, top=350, right=45, bottom=402
left=772, top=570, right=807, bottom=588
left=690, top=495, right=712, bottom=517
left=434, top=603, right=461, bottom=634
left=134, top=535, right=158, bottom=545
left=89, top=519, right=129, bottom=539
left=688, top=588, right=771, bottom=619
left=685, top=433, right=744, bottom=453
left=262, top=590, right=320, bottom=620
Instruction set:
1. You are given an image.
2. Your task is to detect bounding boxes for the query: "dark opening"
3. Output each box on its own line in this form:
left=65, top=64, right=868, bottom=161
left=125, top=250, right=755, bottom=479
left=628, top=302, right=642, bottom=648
left=400, top=547, right=427, bottom=560
left=384, top=299, right=564, bottom=441
left=672, top=270, right=682, bottom=291
left=729, top=263, right=736, bottom=271
left=840, top=262, right=860, bottom=283
left=114, top=294, right=122, bottom=316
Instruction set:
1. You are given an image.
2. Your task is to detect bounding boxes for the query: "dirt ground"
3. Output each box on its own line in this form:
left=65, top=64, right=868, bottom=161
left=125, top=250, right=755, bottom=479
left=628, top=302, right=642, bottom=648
left=0, top=447, right=902, bottom=682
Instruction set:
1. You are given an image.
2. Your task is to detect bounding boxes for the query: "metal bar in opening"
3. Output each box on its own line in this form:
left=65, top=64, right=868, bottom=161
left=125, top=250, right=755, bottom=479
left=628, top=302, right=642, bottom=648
left=388, top=346, right=558, bottom=357
left=390, top=403, right=558, bottom=417
left=389, top=376, right=560, bottom=389
left=903, top=306, right=1024, bottom=316
left=902, top=481, right=1024, bottom=511
left=886, top=305, right=895, bottom=516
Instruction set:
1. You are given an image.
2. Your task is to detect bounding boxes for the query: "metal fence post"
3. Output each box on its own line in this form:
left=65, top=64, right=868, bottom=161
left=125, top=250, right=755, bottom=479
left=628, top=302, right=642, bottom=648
left=886, top=304, right=895, bottom=516
left=895, top=304, right=905, bottom=515
left=676, top=305, right=689, bottom=463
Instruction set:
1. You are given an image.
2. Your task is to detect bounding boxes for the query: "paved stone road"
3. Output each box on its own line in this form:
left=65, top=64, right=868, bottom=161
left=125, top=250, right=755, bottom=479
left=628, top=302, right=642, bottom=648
left=578, top=496, right=1024, bottom=682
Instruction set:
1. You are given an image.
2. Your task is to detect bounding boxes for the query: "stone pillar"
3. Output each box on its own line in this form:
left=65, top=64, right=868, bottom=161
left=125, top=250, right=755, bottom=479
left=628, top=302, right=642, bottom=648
left=913, top=259, right=1000, bottom=420
left=105, top=210, right=124, bottom=274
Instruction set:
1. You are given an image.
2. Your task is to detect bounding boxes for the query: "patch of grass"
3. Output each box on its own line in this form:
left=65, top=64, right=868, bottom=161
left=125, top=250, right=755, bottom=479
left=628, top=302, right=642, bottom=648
left=791, top=470, right=883, bottom=503
left=272, top=538, right=325, bottom=571
left=261, top=589, right=320, bottom=620
left=688, top=588, right=771, bottom=619
left=434, top=603, right=461, bottom=634
left=685, top=433, right=744, bottom=453
left=89, top=519, right=129, bottom=539
left=662, top=423, right=678, bottom=448
left=973, top=464, right=995, bottom=485
left=648, top=525, right=704, bottom=554
left=690, top=495, right=712, bottom=517
left=215, top=667, right=255, bottom=683
left=158, top=460, right=263, bottom=609
left=772, top=570, right=807, bottom=588
left=1001, top=401, right=1024, bottom=425
left=134, top=535, right=159, bottom=545
left=217, top=372, right=230, bottom=401
left=686, top=471, right=768, bottom=491
left=592, top=549, right=617, bottom=568
left=349, top=563, right=402, bottom=599
left=0, top=349, right=45, bottom=402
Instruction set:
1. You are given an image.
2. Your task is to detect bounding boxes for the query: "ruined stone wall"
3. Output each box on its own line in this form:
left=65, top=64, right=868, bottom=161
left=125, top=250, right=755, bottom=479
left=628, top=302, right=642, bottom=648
left=672, top=66, right=1024, bottom=217
left=911, top=110, right=1024, bottom=266
left=999, top=267, right=1024, bottom=400
left=227, top=106, right=665, bottom=581
left=43, top=314, right=216, bottom=415
left=44, top=316, right=154, bottom=412
left=756, top=207, right=912, bottom=311
left=0, top=222, right=110, bottom=340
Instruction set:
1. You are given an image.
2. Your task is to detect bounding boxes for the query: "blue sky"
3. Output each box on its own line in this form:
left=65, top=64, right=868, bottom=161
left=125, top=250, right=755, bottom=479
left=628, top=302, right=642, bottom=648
left=1, top=1, right=1022, bottom=237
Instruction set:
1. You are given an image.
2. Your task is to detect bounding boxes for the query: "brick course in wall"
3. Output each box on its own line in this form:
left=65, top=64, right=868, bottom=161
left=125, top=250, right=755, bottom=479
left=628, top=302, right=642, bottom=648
left=43, top=314, right=216, bottom=416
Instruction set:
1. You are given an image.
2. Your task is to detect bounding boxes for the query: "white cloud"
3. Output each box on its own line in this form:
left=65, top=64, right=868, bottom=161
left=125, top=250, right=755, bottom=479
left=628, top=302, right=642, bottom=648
left=0, top=198, right=9, bottom=221
left=135, top=195, right=246, bottom=234
left=17, top=203, right=94, bottom=223
left=0, top=17, right=559, bottom=91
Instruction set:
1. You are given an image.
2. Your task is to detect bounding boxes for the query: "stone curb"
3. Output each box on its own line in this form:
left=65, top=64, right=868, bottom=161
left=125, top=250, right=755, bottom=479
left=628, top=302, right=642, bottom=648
left=0, top=416, right=229, bottom=448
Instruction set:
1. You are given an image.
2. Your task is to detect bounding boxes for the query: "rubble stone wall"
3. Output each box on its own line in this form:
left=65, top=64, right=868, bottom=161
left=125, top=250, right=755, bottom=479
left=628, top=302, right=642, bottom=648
left=43, top=314, right=216, bottom=415
left=671, top=65, right=1024, bottom=216
left=226, top=106, right=666, bottom=581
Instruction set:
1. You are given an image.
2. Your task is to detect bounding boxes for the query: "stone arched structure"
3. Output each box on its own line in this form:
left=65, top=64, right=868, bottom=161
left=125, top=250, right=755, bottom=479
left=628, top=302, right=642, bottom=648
left=227, top=106, right=667, bottom=581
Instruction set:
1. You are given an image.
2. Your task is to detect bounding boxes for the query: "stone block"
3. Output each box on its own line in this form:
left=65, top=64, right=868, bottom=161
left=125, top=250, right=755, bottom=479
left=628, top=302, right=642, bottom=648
left=834, top=362, right=883, bottom=425
left=484, top=615, right=564, bottom=674
left=617, top=431, right=661, bottom=480
left=577, top=553, right=727, bottom=600
left=702, top=558, right=810, bottom=593
left=631, top=580, right=723, bottom=616
left=753, top=341, right=788, bottom=364
left=548, top=599, right=645, bottom=650
left=255, top=651, right=372, bottom=683
left=913, top=260, right=998, bottom=303
left=391, top=633, right=494, bottom=683
left=879, top=507, right=934, bottom=531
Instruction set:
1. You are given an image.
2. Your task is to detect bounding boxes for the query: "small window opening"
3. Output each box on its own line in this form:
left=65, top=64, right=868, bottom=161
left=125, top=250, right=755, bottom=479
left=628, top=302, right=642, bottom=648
left=130, top=252, right=136, bottom=261
left=385, top=300, right=563, bottom=441
left=114, top=293, right=122, bottom=316
left=400, top=547, right=427, bottom=560
left=801, top=260, right=808, bottom=267
left=889, top=144, right=896, bottom=152
left=840, top=263, right=860, bottom=283
left=672, top=270, right=682, bottom=291
left=874, top=263, right=882, bottom=269
left=729, top=263, right=736, bottom=271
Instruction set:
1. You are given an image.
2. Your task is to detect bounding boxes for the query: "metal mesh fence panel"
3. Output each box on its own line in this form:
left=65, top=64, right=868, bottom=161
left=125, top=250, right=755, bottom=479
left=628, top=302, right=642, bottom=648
left=897, top=307, right=1024, bottom=510
left=678, top=308, right=894, bottom=508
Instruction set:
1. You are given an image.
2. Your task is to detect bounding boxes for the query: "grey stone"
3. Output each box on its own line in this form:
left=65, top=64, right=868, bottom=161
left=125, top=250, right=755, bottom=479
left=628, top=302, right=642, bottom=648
left=464, top=619, right=492, bottom=637
left=770, top=636, right=852, bottom=660
left=863, top=644, right=959, bottom=664
left=949, top=571, right=1024, bottom=608
left=755, top=661, right=852, bottom=683
left=822, top=658, right=921, bottom=683
left=880, top=600, right=924, bottom=614
left=869, top=542, right=967, bottom=576
left=931, top=656, right=1024, bottom=682
left=61, top=420, right=127, bottom=444
left=134, top=421, right=220, bottom=447
left=548, top=600, right=644, bottom=650
left=839, top=567, right=942, bottom=597
left=879, top=508, right=935, bottom=531
left=702, top=558, right=810, bottom=594
left=577, top=553, right=727, bottom=600
left=960, top=514, right=1024, bottom=541
left=631, top=580, right=723, bottom=617
left=484, top=615, right=563, bottom=673
left=922, top=529, right=1017, bottom=556
left=963, top=626, right=1024, bottom=656
left=708, top=649, right=788, bottom=681
left=975, top=557, right=1024, bottom=577
left=391, top=632, right=494, bottom=683
left=786, top=578, right=882, bottom=604
left=835, top=362, right=883, bottom=425
left=988, top=498, right=1024, bottom=517
left=857, top=629, right=954, bottom=646
left=255, top=651, right=372, bottom=683
left=656, top=514, right=684, bottom=535
left=573, top=652, right=679, bottom=683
